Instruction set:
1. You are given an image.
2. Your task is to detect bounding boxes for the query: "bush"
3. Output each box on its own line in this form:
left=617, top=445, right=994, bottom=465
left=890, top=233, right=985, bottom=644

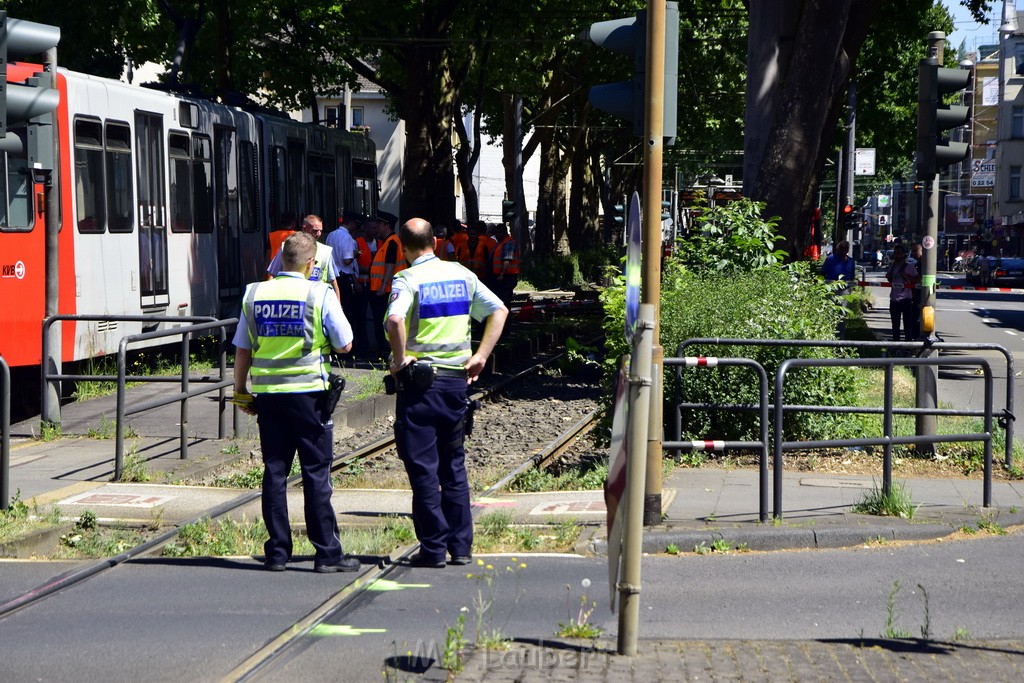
left=521, top=247, right=619, bottom=291
left=601, top=199, right=870, bottom=443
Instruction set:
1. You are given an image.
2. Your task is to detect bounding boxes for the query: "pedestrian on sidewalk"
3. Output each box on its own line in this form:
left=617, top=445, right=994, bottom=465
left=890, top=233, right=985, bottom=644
left=821, top=239, right=855, bottom=337
left=886, top=244, right=919, bottom=341
left=233, top=232, right=360, bottom=573
left=384, top=218, right=507, bottom=568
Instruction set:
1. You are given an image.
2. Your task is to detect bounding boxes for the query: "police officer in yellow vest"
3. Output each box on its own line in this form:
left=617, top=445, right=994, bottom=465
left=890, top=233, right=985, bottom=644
left=384, top=218, right=508, bottom=568
left=233, top=232, right=360, bottom=573
left=266, top=214, right=342, bottom=304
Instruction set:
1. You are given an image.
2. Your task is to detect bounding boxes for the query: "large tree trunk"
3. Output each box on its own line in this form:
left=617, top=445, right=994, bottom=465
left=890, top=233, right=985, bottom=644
left=534, top=134, right=559, bottom=255
left=749, top=0, right=881, bottom=257
left=397, top=55, right=458, bottom=224
left=454, top=109, right=481, bottom=224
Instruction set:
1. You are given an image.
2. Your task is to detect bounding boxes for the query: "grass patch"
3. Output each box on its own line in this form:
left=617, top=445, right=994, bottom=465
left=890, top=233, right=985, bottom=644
left=0, top=492, right=63, bottom=544
left=119, top=449, right=152, bottom=483
left=347, top=370, right=386, bottom=400
left=161, top=515, right=416, bottom=558
left=472, top=511, right=582, bottom=554
left=508, top=462, right=608, bottom=492
left=211, top=457, right=300, bottom=488
left=56, top=511, right=149, bottom=558
left=852, top=481, right=916, bottom=518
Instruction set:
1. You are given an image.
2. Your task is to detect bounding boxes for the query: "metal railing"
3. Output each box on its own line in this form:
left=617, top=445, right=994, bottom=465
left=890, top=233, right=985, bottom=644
left=773, top=356, right=993, bottom=519
left=678, top=338, right=1015, bottom=466
left=41, top=315, right=239, bottom=481
left=1, top=354, right=10, bottom=510
left=664, top=356, right=770, bottom=521
left=667, top=340, right=1000, bottom=520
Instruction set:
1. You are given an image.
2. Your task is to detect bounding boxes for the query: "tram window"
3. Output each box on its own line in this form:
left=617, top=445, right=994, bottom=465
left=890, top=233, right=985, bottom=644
left=308, top=154, right=323, bottom=219
left=270, top=145, right=287, bottom=228
left=73, top=119, right=105, bottom=234
left=287, top=138, right=304, bottom=217
left=323, top=156, right=337, bottom=227
left=238, top=140, right=257, bottom=233
left=168, top=133, right=192, bottom=233
left=192, top=135, right=213, bottom=233
left=1, top=133, right=31, bottom=232
left=105, top=123, right=133, bottom=233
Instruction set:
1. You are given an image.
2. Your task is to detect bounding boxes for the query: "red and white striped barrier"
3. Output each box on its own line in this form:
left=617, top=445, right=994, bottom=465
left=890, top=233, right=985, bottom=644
left=858, top=280, right=1024, bottom=294
left=683, top=356, right=719, bottom=367
left=509, top=298, right=599, bottom=316
left=688, top=439, right=726, bottom=451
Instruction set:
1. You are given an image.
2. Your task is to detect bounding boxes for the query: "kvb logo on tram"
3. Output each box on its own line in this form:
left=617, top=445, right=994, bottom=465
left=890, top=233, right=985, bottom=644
left=2, top=261, right=26, bottom=279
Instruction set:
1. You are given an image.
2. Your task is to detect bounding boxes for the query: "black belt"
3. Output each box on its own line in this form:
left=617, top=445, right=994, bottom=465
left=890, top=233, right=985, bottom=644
left=434, top=367, right=467, bottom=378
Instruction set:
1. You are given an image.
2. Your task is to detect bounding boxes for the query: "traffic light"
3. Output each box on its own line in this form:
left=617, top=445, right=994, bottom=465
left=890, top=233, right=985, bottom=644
left=611, top=203, right=625, bottom=228
left=916, top=58, right=971, bottom=180
left=501, top=199, right=515, bottom=223
left=660, top=200, right=671, bottom=221
left=1, top=12, right=61, bottom=154
left=841, top=204, right=857, bottom=232
left=579, top=1, right=678, bottom=141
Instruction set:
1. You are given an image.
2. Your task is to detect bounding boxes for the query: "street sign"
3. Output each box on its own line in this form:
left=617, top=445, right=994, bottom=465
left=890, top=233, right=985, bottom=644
left=855, top=148, right=876, bottom=175
left=878, top=214, right=889, bottom=226
left=624, top=191, right=641, bottom=344
left=877, top=194, right=890, bottom=208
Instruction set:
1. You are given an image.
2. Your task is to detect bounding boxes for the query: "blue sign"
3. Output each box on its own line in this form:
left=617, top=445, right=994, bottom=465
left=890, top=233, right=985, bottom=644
left=624, top=191, right=641, bottom=344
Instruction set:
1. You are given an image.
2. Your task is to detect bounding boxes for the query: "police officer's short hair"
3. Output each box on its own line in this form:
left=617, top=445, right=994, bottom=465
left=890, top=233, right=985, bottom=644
left=281, top=232, right=317, bottom=271
left=399, top=218, right=435, bottom=252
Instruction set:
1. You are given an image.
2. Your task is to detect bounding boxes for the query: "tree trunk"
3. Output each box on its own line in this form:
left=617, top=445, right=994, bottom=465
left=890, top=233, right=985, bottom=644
left=454, top=110, right=480, bottom=224
left=750, top=0, right=881, bottom=258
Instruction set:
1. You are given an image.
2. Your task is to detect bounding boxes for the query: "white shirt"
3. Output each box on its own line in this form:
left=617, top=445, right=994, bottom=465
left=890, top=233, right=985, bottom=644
left=326, top=226, right=359, bottom=277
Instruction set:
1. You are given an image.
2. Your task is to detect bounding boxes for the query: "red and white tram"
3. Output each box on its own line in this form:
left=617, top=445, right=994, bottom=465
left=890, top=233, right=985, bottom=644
left=1, top=62, right=377, bottom=371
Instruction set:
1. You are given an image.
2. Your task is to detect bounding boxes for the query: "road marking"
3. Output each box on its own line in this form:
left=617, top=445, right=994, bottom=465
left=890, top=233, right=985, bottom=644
left=1007, top=330, right=1018, bottom=336
left=57, top=492, right=173, bottom=508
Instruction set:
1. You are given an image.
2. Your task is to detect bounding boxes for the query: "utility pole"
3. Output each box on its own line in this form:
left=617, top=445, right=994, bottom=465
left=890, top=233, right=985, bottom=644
left=916, top=31, right=948, bottom=452
left=641, top=0, right=666, bottom=528
left=844, top=81, right=857, bottom=244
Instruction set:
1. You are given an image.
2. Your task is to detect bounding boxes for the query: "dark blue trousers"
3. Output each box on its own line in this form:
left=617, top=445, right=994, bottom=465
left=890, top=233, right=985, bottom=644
left=255, top=391, right=342, bottom=565
left=394, top=376, right=472, bottom=561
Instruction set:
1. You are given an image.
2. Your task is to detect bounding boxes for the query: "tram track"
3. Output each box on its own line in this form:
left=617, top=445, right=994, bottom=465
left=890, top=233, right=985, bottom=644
left=0, top=333, right=604, bottom=625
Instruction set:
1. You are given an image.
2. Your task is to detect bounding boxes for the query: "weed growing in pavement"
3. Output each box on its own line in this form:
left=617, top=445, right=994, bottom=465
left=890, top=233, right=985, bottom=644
left=220, top=441, right=241, bottom=455
left=693, top=538, right=745, bottom=555
left=39, top=421, right=62, bottom=442
left=954, top=627, right=971, bottom=641
left=959, top=524, right=978, bottom=535
left=884, top=581, right=913, bottom=639
left=464, top=557, right=528, bottom=649
left=556, top=578, right=603, bottom=639
left=472, top=511, right=576, bottom=554
left=212, top=458, right=300, bottom=488
left=349, top=370, right=386, bottom=400
left=508, top=462, right=609, bottom=492
left=0, top=491, right=63, bottom=543
left=852, top=481, right=916, bottom=519
left=694, top=541, right=711, bottom=555
left=976, top=518, right=1007, bottom=535
left=441, top=611, right=467, bottom=676
left=120, top=449, right=151, bottom=483
left=58, top=511, right=145, bottom=558
left=666, top=543, right=680, bottom=555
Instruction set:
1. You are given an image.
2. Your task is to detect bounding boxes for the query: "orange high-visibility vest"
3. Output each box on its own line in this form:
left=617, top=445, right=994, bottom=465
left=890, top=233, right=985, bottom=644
left=457, top=239, right=490, bottom=279
left=369, top=233, right=406, bottom=292
left=434, top=237, right=448, bottom=259
left=356, top=236, right=374, bottom=286
left=492, top=236, right=520, bottom=275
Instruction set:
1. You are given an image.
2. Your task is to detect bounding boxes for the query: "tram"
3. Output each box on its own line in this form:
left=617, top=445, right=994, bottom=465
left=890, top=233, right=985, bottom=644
left=1, top=62, right=378, bottom=371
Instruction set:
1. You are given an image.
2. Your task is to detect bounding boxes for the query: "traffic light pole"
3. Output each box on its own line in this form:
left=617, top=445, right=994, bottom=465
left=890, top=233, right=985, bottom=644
left=917, top=31, right=946, bottom=453
left=641, top=0, right=665, bottom=531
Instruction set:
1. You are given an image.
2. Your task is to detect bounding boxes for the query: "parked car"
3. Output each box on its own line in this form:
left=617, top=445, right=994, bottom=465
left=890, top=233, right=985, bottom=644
left=964, top=255, right=1024, bottom=286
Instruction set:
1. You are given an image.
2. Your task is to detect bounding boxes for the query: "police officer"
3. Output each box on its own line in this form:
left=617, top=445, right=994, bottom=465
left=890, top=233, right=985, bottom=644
left=267, top=215, right=342, bottom=303
left=233, top=232, right=360, bottom=573
left=384, top=218, right=508, bottom=568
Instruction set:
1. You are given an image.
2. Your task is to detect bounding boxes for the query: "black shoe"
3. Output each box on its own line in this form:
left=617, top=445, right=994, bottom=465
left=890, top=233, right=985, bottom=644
left=405, top=553, right=446, bottom=568
left=265, top=562, right=287, bottom=572
left=314, top=556, right=361, bottom=573
left=449, top=554, right=473, bottom=566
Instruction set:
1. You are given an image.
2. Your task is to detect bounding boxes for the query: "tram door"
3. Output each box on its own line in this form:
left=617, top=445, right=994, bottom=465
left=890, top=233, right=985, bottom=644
left=214, top=127, right=242, bottom=299
left=135, top=112, right=169, bottom=308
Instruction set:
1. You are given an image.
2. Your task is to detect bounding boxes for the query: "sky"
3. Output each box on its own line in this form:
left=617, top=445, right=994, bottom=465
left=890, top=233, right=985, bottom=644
left=944, top=0, right=1004, bottom=53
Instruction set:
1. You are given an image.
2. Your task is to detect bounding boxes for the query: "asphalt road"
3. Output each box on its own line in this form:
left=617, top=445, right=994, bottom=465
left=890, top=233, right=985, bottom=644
left=3, top=536, right=1024, bottom=681
left=864, top=272, right=1024, bottom=423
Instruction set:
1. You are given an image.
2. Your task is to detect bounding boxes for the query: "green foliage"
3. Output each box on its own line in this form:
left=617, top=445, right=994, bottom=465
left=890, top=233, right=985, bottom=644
left=120, top=450, right=151, bottom=483
left=442, top=612, right=466, bottom=674
left=852, top=482, right=917, bottom=519
left=508, top=462, right=608, bottom=493
left=556, top=579, right=603, bottom=639
left=673, top=198, right=789, bottom=273
left=519, top=247, right=619, bottom=291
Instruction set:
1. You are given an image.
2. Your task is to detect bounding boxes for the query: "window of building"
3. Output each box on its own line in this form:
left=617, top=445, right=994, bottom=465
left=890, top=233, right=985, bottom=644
left=325, top=106, right=339, bottom=127
left=1016, top=43, right=1024, bottom=75
left=351, top=107, right=365, bottom=127
left=1014, top=107, right=1024, bottom=139
left=1010, top=165, right=1022, bottom=201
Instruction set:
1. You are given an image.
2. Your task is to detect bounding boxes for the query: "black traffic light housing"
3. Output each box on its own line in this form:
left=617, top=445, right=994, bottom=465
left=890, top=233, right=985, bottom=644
left=1, top=11, right=61, bottom=153
left=611, top=203, right=625, bottom=228
left=579, top=1, right=678, bottom=142
left=916, top=58, right=971, bottom=180
left=501, top=199, right=515, bottom=224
